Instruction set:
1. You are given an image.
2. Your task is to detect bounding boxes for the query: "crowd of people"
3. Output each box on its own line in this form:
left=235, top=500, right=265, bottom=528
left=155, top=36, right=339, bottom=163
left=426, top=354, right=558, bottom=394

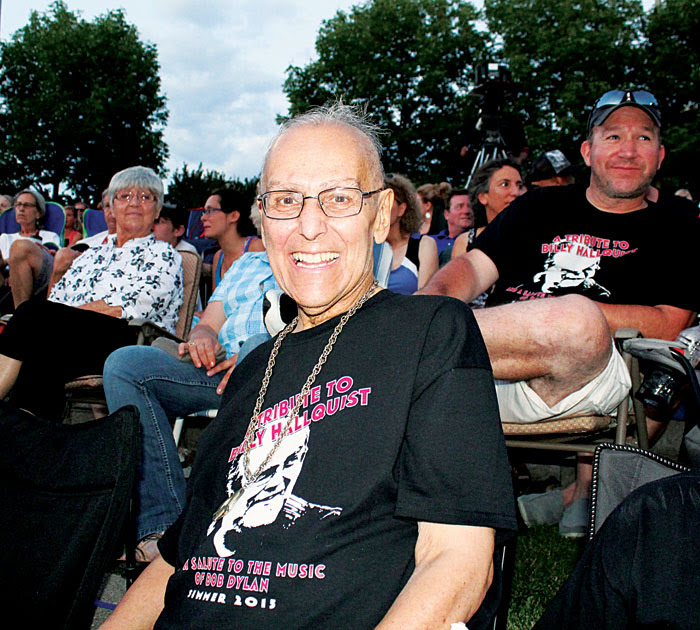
left=1, top=86, right=699, bottom=629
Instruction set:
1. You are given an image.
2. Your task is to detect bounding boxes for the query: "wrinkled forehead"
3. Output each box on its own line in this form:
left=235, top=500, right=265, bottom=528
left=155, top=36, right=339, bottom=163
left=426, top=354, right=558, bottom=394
left=262, top=122, right=382, bottom=190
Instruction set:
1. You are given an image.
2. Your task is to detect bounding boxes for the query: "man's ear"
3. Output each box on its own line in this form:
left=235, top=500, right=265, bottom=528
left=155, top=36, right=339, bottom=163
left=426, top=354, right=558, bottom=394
left=373, top=188, right=392, bottom=244
left=657, top=144, right=665, bottom=170
left=174, top=225, right=185, bottom=239
left=580, top=139, right=592, bottom=167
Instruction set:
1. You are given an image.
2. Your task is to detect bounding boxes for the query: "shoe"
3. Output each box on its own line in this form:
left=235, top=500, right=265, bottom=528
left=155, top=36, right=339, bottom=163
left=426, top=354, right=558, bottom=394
left=558, top=498, right=590, bottom=538
left=517, top=488, right=564, bottom=527
left=119, top=532, right=164, bottom=563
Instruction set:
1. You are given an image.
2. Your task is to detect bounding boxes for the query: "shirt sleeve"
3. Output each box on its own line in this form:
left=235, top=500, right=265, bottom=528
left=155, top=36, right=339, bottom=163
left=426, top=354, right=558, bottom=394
left=104, top=242, right=183, bottom=331
left=395, top=299, right=517, bottom=532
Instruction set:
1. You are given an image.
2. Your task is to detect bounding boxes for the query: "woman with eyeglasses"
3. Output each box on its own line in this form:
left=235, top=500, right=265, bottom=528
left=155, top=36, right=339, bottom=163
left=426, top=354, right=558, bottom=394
left=201, top=188, right=264, bottom=292
left=0, top=166, right=183, bottom=421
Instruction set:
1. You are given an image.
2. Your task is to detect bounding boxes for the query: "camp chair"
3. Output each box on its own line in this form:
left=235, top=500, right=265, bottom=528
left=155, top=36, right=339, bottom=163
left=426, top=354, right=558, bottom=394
left=503, top=328, right=649, bottom=453
left=63, top=250, right=203, bottom=413
left=0, top=402, right=140, bottom=629
left=82, top=208, right=108, bottom=237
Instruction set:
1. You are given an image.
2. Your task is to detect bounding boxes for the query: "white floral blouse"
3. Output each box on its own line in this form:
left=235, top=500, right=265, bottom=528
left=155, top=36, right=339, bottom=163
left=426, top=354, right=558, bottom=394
left=49, top=234, right=183, bottom=334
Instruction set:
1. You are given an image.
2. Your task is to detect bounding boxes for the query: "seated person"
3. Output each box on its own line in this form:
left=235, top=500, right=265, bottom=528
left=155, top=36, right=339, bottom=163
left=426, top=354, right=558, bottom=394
left=418, top=188, right=474, bottom=287
left=49, top=189, right=117, bottom=292
left=0, top=166, right=182, bottom=421
left=103, top=249, right=279, bottom=562
left=384, top=173, right=424, bottom=294
left=527, top=149, right=577, bottom=188
left=0, top=188, right=61, bottom=309
left=153, top=204, right=199, bottom=254
left=421, top=88, right=699, bottom=537
left=450, top=158, right=525, bottom=259
left=0, top=194, right=13, bottom=213
left=201, top=188, right=264, bottom=292
left=62, top=205, right=83, bottom=246
left=103, top=104, right=516, bottom=630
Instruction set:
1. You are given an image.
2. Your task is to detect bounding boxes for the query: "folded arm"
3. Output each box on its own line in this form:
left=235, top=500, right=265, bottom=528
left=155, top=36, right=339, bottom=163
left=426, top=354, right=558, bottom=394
left=376, top=522, right=495, bottom=629
left=595, top=302, right=694, bottom=340
left=418, top=249, right=499, bottom=303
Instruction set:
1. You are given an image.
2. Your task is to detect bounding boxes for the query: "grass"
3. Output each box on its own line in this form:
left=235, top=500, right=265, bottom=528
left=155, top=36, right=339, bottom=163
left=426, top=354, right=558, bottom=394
left=506, top=526, right=585, bottom=630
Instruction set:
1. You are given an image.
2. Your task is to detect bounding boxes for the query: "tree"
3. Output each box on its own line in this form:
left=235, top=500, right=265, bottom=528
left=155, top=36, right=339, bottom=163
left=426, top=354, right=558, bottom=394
left=644, top=0, right=700, bottom=194
left=483, top=0, right=645, bottom=163
left=283, top=0, right=489, bottom=185
left=168, top=163, right=259, bottom=210
left=0, top=1, right=168, bottom=203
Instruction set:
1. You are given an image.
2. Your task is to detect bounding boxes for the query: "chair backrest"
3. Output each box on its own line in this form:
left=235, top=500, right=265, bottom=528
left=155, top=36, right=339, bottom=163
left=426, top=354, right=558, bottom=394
left=186, top=207, right=205, bottom=239
left=0, top=402, right=140, bottom=629
left=82, top=208, right=107, bottom=237
left=45, top=202, right=66, bottom=241
left=0, top=202, right=65, bottom=242
left=176, top=249, right=203, bottom=340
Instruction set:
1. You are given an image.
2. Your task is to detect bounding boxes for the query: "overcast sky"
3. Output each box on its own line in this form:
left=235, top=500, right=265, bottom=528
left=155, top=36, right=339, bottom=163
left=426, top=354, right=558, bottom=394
left=1, top=0, right=655, bottom=191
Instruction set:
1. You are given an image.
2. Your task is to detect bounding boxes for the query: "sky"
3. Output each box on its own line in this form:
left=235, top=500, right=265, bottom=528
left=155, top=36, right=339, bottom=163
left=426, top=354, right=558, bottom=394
left=1, top=0, right=656, bottom=192
left=0, top=0, right=367, bottom=189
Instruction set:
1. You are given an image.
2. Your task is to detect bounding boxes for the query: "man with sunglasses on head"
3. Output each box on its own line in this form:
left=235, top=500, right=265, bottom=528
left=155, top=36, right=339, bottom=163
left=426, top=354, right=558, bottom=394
left=422, top=88, right=700, bottom=537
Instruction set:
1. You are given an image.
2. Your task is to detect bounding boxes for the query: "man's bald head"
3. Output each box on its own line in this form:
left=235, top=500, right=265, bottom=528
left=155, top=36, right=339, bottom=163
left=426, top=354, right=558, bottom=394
left=261, top=103, right=385, bottom=190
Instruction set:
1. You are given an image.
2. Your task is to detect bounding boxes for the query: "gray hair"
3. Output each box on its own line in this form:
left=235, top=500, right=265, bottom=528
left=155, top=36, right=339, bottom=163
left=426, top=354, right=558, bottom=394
left=107, top=166, right=164, bottom=211
left=262, top=102, right=386, bottom=186
left=14, top=188, right=46, bottom=219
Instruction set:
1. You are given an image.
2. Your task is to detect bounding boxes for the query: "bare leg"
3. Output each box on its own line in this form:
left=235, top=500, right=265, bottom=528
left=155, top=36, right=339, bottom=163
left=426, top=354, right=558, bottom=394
left=473, top=294, right=613, bottom=407
left=0, top=354, right=22, bottom=399
left=8, top=239, right=47, bottom=308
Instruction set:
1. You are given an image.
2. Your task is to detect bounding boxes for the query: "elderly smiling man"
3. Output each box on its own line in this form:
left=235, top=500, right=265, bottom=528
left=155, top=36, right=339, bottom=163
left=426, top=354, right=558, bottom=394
left=104, top=105, right=516, bottom=629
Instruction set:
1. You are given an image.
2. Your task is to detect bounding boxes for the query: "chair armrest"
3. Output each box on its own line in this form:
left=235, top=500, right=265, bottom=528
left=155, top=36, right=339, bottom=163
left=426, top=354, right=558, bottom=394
left=128, top=318, right=184, bottom=346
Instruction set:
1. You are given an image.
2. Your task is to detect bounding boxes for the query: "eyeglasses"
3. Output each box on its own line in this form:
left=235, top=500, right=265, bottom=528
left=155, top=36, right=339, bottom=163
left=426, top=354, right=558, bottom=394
left=14, top=202, right=37, bottom=210
left=257, top=187, right=385, bottom=220
left=114, top=191, right=157, bottom=204
left=588, top=89, right=661, bottom=132
left=202, top=206, right=224, bottom=216
left=593, top=89, right=659, bottom=110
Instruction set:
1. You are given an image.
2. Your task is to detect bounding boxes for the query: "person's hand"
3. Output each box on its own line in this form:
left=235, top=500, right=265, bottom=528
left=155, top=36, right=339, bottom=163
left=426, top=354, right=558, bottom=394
left=206, top=355, right=238, bottom=395
left=179, top=332, right=221, bottom=369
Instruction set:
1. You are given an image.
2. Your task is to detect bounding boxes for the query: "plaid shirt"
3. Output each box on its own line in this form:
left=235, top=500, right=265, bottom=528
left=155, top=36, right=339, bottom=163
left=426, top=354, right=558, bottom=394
left=210, top=251, right=279, bottom=358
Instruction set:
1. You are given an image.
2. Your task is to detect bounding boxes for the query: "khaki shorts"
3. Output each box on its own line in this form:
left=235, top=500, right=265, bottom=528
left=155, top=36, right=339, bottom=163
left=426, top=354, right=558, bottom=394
left=495, top=346, right=631, bottom=424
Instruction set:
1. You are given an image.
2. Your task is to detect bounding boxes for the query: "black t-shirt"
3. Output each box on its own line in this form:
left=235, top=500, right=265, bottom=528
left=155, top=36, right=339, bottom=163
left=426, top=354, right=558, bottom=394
left=156, top=291, right=516, bottom=629
left=473, top=185, right=700, bottom=311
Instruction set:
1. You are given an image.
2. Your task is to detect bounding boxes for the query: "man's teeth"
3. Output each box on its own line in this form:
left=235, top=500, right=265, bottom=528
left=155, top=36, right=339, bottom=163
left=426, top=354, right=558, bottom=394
left=292, top=252, right=339, bottom=263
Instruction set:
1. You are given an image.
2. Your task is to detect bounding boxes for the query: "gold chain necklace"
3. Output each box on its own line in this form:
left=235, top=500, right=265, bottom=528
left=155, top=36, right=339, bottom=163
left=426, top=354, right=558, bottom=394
left=212, top=280, right=379, bottom=520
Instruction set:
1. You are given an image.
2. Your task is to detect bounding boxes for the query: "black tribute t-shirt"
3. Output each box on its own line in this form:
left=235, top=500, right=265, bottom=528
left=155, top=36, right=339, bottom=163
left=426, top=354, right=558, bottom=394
left=156, top=291, right=516, bottom=629
left=473, top=185, right=700, bottom=311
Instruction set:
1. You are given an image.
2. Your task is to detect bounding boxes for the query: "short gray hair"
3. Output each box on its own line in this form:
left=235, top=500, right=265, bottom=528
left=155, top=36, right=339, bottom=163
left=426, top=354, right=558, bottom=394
left=107, top=166, right=164, bottom=210
left=14, top=188, right=46, bottom=218
left=262, top=102, right=386, bottom=186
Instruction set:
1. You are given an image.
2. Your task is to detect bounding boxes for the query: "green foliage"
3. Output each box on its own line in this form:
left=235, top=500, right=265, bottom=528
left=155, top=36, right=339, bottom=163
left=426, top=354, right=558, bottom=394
left=283, top=0, right=489, bottom=184
left=0, top=1, right=168, bottom=203
left=168, top=163, right=258, bottom=209
left=483, top=0, right=645, bottom=161
left=644, top=0, right=700, bottom=192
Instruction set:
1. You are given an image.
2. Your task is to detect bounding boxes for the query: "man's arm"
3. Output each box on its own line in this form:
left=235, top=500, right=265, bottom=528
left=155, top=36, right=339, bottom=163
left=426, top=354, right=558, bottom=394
left=595, top=303, right=693, bottom=340
left=100, top=556, right=174, bottom=629
left=377, top=522, right=495, bottom=629
left=419, top=249, right=499, bottom=303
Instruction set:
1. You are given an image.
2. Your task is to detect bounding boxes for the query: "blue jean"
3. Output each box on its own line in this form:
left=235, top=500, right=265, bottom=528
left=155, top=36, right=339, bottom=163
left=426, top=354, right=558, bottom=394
left=103, top=334, right=270, bottom=541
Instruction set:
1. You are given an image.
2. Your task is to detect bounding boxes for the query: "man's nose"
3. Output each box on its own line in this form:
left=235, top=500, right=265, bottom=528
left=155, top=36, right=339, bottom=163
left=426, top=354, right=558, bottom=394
left=297, top=197, right=328, bottom=240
